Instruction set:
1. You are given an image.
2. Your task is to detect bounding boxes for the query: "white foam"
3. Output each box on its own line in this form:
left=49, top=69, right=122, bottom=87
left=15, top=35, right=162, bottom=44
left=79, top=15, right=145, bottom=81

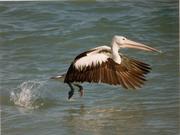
left=10, top=80, right=45, bottom=109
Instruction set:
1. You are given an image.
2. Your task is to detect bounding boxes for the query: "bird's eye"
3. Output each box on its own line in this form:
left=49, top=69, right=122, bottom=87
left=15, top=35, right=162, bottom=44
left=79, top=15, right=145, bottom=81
left=122, top=38, right=125, bottom=40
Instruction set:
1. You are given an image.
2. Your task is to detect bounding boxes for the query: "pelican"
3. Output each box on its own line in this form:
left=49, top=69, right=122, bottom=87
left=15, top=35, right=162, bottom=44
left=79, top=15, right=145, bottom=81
left=51, top=35, right=161, bottom=99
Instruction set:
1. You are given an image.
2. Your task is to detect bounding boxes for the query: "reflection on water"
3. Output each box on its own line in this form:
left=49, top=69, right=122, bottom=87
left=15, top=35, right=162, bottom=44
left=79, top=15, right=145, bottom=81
left=61, top=102, right=178, bottom=135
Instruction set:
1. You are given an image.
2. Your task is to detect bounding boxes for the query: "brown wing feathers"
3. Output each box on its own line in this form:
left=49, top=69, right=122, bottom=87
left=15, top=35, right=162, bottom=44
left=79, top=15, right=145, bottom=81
left=64, top=55, right=151, bottom=89
left=117, top=55, right=151, bottom=89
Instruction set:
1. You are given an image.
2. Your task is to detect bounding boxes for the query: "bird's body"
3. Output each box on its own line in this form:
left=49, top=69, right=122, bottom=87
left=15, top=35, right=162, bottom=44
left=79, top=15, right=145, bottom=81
left=51, top=35, right=161, bottom=99
left=64, top=46, right=150, bottom=88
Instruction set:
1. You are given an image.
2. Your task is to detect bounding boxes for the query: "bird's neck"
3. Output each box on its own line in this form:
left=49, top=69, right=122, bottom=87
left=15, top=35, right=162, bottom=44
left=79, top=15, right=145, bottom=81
left=111, top=41, right=121, bottom=64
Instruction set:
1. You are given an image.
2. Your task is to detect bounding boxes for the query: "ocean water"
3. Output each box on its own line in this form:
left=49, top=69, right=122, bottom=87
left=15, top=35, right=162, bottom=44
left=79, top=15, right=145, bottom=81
left=0, top=1, right=179, bottom=135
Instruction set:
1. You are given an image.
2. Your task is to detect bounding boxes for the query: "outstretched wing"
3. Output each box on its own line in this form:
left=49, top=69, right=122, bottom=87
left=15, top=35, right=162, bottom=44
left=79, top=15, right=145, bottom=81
left=64, top=47, right=151, bottom=89
left=103, top=55, right=151, bottom=89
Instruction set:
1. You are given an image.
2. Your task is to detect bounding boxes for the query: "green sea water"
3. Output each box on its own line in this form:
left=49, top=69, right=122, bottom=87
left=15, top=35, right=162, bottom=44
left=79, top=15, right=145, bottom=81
left=0, top=1, right=179, bottom=135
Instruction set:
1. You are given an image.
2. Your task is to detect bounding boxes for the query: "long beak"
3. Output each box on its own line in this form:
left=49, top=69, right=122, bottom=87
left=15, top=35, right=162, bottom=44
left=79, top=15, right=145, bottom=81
left=122, top=39, right=161, bottom=53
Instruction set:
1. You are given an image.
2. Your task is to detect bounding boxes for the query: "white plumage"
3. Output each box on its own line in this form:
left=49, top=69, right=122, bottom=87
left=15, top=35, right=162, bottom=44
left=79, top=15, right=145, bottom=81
left=74, top=51, right=109, bottom=70
left=74, top=45, right=121, bottom=70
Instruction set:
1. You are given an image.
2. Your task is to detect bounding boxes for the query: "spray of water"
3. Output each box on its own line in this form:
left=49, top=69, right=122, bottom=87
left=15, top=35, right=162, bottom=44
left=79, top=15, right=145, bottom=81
left=10, top=80, right=46, bottom=109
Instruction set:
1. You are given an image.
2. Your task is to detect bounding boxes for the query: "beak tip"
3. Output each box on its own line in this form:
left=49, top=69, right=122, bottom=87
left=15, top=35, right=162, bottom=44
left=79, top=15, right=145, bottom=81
left=157, top=50, right=162, bottom=53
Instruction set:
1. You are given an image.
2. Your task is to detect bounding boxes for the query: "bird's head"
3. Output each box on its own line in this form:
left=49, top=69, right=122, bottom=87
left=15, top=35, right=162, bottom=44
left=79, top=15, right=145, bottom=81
left=112, top=35, right=161, bottom=53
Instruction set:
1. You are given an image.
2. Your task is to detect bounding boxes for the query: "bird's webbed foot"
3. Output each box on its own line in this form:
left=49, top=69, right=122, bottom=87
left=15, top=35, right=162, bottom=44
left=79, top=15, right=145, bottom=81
left=67, top=83, right=74, bottom=99
left=73, top=83, right=84, bottom=97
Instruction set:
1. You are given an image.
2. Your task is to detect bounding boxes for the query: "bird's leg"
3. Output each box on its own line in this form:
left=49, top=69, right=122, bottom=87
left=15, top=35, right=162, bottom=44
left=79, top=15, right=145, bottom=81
left=73, top=83, right=84, bottom=97
left=67, top=83, right=74, bottom=99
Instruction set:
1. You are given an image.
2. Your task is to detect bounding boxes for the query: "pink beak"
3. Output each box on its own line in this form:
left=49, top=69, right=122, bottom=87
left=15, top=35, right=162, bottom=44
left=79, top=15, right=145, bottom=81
left=121, top=39, right=161, bottom=53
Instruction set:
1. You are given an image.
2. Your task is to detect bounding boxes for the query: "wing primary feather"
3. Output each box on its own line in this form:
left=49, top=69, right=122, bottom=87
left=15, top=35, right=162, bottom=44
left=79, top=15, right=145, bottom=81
left=123, top=72, right=137, bottom=89
left=121, top=72, right=135, bottom=89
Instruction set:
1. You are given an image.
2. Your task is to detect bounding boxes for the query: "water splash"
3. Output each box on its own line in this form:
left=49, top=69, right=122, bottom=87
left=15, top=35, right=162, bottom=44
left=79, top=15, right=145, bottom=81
left=10, top=80, right=45, bottom=109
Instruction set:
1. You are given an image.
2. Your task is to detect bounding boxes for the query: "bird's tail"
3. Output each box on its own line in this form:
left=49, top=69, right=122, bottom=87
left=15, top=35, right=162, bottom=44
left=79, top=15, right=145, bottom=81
left=50, top=73, right=66, bottom=81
